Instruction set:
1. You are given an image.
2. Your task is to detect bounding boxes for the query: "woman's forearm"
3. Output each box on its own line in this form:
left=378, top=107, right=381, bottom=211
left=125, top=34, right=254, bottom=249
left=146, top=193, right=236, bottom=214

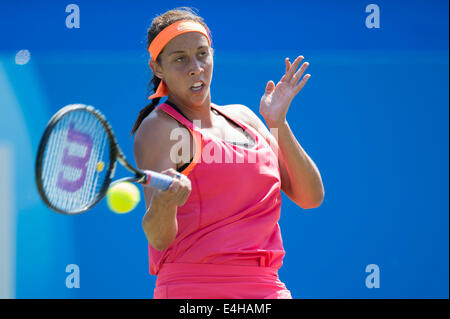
left=142, top=198, right=178, bottom=251
left=268, top=120, right=324, bottom=209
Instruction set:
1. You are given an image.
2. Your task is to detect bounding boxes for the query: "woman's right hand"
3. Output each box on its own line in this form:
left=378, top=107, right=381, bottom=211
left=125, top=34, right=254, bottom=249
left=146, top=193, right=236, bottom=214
left=153, top=168, right=192, bottom=207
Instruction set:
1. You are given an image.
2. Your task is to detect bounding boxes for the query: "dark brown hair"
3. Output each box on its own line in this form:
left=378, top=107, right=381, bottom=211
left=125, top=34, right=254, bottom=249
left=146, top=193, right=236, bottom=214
left=131, top=7, right=212, bottom=135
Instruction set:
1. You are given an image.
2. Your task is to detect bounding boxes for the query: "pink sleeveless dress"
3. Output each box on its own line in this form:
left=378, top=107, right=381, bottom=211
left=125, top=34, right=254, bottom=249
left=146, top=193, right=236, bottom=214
left=149, top=101, right=292, bottom=299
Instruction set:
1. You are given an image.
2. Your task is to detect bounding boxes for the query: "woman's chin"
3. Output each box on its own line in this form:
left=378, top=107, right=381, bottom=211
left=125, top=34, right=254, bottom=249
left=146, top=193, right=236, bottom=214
left=188, top=88, right=209, bottom=104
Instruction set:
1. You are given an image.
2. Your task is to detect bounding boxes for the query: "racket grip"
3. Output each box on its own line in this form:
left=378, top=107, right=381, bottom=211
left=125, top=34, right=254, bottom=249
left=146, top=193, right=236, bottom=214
left=143, top=171, right=173, bottom=190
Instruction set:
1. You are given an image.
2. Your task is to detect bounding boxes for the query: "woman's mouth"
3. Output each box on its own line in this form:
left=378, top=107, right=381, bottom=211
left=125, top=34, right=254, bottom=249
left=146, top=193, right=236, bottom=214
left=190, top=81, right=205, bottom=93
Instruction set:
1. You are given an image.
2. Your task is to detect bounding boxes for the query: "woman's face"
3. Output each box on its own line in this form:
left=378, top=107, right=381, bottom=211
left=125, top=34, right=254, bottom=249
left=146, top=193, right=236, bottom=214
left=153, top=32, right=213, bottom=107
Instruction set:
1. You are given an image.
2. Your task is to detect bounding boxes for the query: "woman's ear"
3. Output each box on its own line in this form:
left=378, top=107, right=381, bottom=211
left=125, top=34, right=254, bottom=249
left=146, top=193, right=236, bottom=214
left=149, top=61, right=164, bottom=80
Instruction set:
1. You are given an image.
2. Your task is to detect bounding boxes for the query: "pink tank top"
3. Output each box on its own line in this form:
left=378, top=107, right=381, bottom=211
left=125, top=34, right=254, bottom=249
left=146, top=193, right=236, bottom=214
left=148, top=102, right=285, bottom=275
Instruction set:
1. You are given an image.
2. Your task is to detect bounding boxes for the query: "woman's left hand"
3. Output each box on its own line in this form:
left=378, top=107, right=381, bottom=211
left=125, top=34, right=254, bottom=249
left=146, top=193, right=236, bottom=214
left=260, top=55, right=310, bottom=126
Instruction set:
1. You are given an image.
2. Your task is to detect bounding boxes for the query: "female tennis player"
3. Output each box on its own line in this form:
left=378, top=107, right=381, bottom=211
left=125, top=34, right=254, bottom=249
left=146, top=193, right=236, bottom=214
left=132, top=7, right=324, bottom=299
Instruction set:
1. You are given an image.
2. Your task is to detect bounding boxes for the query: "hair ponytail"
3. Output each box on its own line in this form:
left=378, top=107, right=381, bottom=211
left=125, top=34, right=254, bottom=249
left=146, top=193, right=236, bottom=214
left=131, top=75, right=162, bottom=135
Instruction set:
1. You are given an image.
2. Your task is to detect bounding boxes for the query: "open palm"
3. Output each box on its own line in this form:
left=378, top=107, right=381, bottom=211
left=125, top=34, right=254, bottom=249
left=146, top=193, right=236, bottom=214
left=260, top=56, right=310, bottom=126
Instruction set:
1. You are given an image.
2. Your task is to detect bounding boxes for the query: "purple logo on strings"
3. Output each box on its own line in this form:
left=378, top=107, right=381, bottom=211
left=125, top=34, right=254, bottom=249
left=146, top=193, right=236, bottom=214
left=56, top=123, right=93, bottom=192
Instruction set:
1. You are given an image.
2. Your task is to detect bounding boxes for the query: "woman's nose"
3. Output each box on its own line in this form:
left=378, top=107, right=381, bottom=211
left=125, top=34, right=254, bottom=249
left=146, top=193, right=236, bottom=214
left=189, top=59, right=203, bottom=76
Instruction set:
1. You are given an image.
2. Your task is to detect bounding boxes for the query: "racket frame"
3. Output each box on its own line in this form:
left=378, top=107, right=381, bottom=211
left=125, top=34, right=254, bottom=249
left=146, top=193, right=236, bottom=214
left=35, top=104, right=148, bottom=215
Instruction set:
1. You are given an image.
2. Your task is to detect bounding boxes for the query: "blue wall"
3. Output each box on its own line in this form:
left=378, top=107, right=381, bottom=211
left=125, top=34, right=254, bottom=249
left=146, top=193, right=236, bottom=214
left=0, top=0, right=448, bottom=298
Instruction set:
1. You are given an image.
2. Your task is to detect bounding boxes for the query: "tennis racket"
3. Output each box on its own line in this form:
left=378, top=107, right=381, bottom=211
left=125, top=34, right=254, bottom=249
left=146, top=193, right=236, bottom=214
left=35, top=103, right=174, bottom=215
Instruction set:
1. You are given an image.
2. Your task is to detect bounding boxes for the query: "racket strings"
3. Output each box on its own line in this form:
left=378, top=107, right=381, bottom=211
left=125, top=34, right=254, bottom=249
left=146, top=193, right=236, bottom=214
left=88, top=123, right=108, bottom=203
left=41, top=110, right=110, bottom=213
left=83, top=112, right=109, bottom=207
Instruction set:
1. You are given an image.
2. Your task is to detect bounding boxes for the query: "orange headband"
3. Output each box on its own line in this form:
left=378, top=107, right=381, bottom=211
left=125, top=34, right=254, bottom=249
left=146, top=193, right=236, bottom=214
left=148, top=20, right=212, bottom=100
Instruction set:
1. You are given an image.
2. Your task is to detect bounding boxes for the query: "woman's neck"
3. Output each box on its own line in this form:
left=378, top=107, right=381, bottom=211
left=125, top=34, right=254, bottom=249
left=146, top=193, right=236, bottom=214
left=166, top=95, right=214, bottom=128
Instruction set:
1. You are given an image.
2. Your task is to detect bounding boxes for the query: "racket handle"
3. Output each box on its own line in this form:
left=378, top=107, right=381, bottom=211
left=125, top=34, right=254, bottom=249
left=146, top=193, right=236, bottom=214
left=143, top=170, right=173, bottom=190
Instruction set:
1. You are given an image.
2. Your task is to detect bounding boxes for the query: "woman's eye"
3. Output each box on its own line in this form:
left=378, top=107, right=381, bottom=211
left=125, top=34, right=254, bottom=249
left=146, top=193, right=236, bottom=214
left=175, top=52, right=207, bottom=62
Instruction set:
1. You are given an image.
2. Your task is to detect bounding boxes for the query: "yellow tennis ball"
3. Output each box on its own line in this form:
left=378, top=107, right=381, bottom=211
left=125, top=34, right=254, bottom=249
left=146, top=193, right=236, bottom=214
left=106, top=182, right=140, bottom=214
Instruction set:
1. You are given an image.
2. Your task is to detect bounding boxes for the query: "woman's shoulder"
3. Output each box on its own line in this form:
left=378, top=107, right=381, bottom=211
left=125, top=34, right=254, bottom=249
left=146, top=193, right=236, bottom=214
left=140, top=106, right=181, bottom=130
left=133, top=107, right=181, bottom=150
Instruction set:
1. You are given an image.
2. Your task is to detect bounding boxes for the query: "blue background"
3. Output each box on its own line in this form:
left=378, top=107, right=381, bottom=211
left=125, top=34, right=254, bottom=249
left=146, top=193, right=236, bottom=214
left=0, top=0, right=448, bottom=298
